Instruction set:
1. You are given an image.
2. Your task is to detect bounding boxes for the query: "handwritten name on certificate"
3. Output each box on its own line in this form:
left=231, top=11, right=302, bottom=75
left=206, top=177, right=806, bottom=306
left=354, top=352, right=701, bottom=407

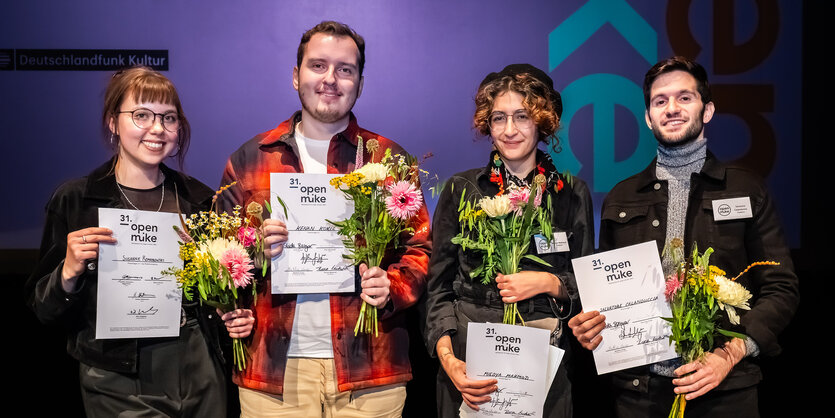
left=572, top=241, right=677, bottom=374
left=270, top=173, right=355, bottom=294
left=462, top=323, right=554, bottom=418
left=95, top=208, right=182, bottom=339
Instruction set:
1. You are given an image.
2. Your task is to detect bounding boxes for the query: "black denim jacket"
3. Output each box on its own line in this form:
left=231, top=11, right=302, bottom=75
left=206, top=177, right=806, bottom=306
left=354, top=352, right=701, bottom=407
left=25, top=158, right=224, bottom=373
left=424, top=150, right=595, bottom=357
left=600, top=152, right=799, bottom=391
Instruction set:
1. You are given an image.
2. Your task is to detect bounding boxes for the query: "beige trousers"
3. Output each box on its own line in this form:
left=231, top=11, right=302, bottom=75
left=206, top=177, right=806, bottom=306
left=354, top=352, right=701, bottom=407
left=239, top=358, right=406, bottom=417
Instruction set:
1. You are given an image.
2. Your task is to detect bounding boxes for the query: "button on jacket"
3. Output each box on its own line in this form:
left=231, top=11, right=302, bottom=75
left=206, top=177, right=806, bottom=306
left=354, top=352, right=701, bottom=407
left=600, top=152, right=799, bottom=392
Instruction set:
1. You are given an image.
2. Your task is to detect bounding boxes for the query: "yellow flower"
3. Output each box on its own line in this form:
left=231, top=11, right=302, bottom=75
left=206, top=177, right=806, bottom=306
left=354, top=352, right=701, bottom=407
left=479, top=195, right=512, bottom=218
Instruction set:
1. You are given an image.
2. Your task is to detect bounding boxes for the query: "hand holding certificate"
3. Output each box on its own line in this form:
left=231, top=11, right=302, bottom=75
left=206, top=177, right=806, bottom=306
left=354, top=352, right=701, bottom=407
left=270, top=173, right=355, bottom=294
left=571, top=241, right=678, bottom=374
left=461, top=323, right=565, bottom=418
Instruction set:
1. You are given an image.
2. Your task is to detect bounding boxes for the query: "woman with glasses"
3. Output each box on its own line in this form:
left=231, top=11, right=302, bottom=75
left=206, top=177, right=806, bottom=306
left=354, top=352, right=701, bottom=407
left=26, top=67, right=243, bottom=417
left=425, top=64, right=594, bottom=417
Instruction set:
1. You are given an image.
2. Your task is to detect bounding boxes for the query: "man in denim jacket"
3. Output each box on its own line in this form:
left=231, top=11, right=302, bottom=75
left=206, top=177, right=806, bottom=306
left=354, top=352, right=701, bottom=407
left=569, top=56, right=798, bottom=418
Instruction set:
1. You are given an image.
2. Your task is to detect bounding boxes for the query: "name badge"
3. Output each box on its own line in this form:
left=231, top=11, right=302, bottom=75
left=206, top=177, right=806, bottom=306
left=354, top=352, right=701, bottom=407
left=712, top=197, right=753, bottom=221
left=534, top=232, right=569, bottom=254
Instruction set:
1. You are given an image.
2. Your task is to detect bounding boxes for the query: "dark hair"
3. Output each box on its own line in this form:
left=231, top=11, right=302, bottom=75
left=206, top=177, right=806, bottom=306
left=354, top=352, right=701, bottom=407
left=643, top=56, right=711, bottom=108
left=474, top=73, right=561, bottom=141
left=297, top=21, right=365, bottom=76
left=102, top=66, right=191, bottom=167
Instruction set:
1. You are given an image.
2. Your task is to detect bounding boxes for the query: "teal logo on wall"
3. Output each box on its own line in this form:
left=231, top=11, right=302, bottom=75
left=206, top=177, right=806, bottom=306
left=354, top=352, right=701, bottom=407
left=547, top=0, right=657, bottom=192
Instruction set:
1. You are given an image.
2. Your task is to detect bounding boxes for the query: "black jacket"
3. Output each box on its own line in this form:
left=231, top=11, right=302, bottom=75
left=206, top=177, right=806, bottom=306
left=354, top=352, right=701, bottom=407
left=600, top=151, right=799, bottom=391
left=424, top=150, right=595, bottom=357
left=25, top=158, right=223, bottom=373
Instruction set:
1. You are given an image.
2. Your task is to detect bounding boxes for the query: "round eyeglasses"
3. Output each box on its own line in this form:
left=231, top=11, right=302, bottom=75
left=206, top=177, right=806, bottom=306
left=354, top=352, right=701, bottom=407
left=119, top=108, right=181, bottom=132
left=489, top=110, right=533, bottom=131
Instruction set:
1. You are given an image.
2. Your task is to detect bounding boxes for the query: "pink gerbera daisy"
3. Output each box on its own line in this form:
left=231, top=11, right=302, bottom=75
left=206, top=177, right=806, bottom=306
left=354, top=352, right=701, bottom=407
left=221, top=247, right=254, bottom=288
left=385, top=181, right=423, bottom=220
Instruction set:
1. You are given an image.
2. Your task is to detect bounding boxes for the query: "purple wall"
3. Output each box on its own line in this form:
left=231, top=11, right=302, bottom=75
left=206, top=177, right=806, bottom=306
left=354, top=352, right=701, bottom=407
left=1, top=0, right=801, bottom=248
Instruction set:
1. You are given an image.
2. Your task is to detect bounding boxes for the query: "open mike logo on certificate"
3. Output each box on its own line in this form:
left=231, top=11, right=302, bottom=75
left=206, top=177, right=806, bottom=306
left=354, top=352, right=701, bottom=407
left=572, top=241, right=677, bottom=374
left=463, top=323, right=564, bottom=418
left=96, top=208, right=182, bottom=339
left=270, top=173, right=355, bottom=294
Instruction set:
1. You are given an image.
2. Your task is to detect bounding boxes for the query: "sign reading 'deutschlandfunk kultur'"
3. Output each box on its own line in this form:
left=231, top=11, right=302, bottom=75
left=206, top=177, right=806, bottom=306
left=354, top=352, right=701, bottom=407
left=5, top=49, right=168, bottom=71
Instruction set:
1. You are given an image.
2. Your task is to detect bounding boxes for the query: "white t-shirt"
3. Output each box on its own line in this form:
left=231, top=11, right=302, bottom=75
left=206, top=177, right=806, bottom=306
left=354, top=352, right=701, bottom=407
left=287, top=123, right=334, bottom=358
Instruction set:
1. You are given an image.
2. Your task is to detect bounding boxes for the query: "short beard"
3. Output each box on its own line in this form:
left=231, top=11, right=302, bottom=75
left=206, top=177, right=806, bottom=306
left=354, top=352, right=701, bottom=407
left=298, top=90, right=357, bottom=125
left=653, top=108, right=704, bottom=148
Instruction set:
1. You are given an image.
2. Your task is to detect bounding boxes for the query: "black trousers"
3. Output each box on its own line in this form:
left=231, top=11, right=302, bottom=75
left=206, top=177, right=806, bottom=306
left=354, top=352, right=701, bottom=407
left=613, top=374, right=759, bottom=418
left=79, top=320, right=226, bottom=418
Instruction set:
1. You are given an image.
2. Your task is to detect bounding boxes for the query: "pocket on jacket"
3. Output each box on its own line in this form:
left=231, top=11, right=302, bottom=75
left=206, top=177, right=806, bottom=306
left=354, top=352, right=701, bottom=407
left=601, top=204, right=654, bottom=246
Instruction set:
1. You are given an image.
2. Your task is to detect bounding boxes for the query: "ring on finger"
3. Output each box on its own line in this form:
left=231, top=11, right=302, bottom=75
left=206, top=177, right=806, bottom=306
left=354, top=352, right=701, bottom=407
left=82, top=235, right=88, bottom=244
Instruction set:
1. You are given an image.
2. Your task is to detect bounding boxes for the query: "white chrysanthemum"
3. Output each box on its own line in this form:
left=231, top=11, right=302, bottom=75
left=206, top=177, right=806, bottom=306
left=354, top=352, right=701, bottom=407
left=355, top=163, right=388, bottom=183
left=479, top=194, right=512, bottom=218
left=198, top=238, right=244, bottom=261
left=715, top=276, right=752, bottom=308
left=715, top=275, right=752, bottom=325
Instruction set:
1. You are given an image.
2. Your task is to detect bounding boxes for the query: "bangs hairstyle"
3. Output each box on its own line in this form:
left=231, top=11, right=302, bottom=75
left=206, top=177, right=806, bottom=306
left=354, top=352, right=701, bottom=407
left=102, top=66, right=191, bottom=167
left=474, top=73, right=560, bottom=141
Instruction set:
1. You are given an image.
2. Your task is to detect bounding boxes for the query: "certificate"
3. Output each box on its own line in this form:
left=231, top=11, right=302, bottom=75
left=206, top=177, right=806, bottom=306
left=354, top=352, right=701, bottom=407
left=270, top=173, right=355, bottom=294
left=461, top=323, right=564, bottom=418
left=95, top=208, right=182, bottom=339
left=571, top=241, right=677, bottom=374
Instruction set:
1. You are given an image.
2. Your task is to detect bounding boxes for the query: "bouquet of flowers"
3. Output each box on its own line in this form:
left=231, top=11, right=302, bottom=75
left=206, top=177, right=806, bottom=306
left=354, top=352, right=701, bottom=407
left=165, top=182, right=268, bottom=371
left=328, top=137, right=425, bottom=337
left=662, top=239, right=777, bottom=417
left=451, top=171, right=554, bottom=325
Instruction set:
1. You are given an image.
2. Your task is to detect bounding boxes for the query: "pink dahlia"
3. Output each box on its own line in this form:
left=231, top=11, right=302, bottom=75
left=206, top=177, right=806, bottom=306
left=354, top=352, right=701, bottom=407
left=237, top=226, right=258, bottom=248
left=221, top=248, right=254, bottom=288
left=385, top=181, right=423, bottom=220
left=664, top=274, right=683, bottom=301
left=507, top=188, right=531, bottom=215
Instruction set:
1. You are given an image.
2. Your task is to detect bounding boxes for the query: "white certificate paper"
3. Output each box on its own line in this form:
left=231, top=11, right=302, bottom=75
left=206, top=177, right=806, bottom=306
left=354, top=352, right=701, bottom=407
left=96, top=208, right=182, bottom=339
left=270, top=173, right=355, bottom=294
left=572, top=241, right=677, bottom=374
left=462, top=322, right=561, bottom=418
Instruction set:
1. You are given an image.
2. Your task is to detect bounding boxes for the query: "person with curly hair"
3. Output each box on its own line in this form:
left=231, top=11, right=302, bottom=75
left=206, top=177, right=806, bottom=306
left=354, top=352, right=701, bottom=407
left=425, top=64, right=594, bottom=417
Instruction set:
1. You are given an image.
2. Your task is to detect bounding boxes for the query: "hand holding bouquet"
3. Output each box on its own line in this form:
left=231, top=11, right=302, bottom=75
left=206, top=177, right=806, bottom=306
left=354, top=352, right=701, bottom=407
left=662, top=239, right=777, bottom=417
left=166, top=183, right=267, bottom=371
left=328, top=137, right=425, bottom=336
left=451, top=173, right=554, bottom=325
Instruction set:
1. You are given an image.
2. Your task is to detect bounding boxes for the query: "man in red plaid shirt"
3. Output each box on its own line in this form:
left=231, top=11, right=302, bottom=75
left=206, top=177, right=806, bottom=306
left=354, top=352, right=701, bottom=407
left=216, top=21, right=430, bottom=417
